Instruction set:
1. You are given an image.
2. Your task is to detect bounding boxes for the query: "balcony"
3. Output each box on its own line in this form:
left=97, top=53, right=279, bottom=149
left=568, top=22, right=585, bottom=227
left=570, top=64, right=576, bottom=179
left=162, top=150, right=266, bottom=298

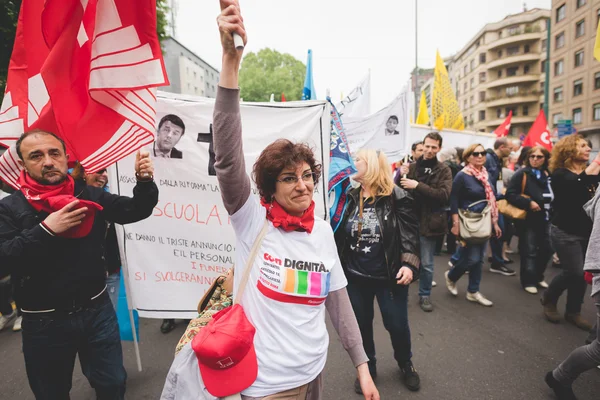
left=487, top=53, right=541, bottom=70
left=486, top=73, right=540, bottom=89
left=487, top=31, right=544, bottom=51
left=485, top=90, right=542, bottom=107
left=485, top=116, right=536, bottom=128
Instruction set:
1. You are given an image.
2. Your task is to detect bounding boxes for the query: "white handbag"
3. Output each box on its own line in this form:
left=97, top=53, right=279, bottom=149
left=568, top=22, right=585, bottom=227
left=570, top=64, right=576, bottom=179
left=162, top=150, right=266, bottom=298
left=458, top=199, right=492, bottom=244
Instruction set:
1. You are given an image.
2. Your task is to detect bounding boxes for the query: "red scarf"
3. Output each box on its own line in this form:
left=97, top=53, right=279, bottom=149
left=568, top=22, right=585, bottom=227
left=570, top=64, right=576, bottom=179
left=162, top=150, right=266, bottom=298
left=260, top=199, right=315, bottom=233
left=19, top=171, right=103, bottom=238
left=464, top=164, right=498, bottom=224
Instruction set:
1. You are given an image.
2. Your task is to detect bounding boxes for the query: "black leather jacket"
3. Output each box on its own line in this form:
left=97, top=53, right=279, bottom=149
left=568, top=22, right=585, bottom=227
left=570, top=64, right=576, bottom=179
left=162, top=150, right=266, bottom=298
left=334, top=186, right=420, bottom=281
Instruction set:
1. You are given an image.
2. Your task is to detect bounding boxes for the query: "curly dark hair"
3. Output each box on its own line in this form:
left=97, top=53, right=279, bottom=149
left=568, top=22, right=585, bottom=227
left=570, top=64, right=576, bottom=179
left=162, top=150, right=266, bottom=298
left=253, top=139, right=322, bottom=202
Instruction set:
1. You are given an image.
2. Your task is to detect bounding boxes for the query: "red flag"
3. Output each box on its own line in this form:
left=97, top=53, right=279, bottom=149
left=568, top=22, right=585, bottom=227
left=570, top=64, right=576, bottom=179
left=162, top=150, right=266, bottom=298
left=523, top=110, right=553, bottom=151
left=0, top=0, right=168, bottom=189
left=494, top=110, right=512, bottom=138
left=281, top=93, right=287, bottom=102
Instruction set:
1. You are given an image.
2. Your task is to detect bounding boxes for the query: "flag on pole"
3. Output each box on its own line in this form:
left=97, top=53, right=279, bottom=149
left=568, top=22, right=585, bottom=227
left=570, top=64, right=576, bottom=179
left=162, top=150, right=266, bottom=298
left=337, top=71, right=371, bottom=118
left=302, top=49, right=316, bottom=100
left=594, top=18, right=600, bottom=61
left=523, top=110, right=553, bottom=151
left=494, top=110, right=512, bottom=137
left=327, top=98, right=356, bottom=232
left=281, top=93, right=287, bottom=102
left=0, top=0, right=168, bottom=189
left=431, top=50, right=464, bottom=131
left=415, top=91, right=430, bottom=125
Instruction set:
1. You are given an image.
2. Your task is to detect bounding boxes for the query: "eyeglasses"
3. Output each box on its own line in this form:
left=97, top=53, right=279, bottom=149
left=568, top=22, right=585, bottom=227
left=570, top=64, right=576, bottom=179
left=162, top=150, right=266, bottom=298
left=471, top=151, right=486, bottom=157
left=276, top=172, right=317, bottom=185
left=529, top=155, right=545, bottom=160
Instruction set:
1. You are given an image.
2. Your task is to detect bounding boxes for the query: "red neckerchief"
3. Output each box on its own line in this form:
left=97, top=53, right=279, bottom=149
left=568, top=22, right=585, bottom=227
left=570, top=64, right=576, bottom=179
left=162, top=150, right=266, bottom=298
left=19, top=171, right=103, bottom=238
left=260, top=198, right=315, bottom=233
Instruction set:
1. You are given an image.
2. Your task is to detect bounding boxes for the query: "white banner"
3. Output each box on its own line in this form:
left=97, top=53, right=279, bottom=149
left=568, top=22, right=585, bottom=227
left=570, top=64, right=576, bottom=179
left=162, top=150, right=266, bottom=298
left=336, top=72, right=371, bottom=119
left=110, top=92, right=330, bottom=319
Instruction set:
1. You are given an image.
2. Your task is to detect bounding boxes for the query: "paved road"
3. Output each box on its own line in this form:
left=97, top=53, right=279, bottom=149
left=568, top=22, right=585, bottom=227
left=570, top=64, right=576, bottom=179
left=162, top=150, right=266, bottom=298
left=1, top=251, right=599, bottom=399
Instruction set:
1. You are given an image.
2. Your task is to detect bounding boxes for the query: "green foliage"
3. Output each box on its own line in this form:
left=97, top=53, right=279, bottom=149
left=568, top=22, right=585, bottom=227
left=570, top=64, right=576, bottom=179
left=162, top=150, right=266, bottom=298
left=0, top=0, right=169, bottom=105
left=239, top=48, right=305, bottom=102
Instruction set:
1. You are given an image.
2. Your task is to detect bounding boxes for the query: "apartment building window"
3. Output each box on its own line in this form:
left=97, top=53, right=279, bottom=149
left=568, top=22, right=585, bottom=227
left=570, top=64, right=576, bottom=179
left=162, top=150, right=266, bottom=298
left=479, top=91, right=486, bottom=101
left=470, top=78, right=475, bottom=88
left=573, top=108, right=582, bottom=124
left=524, top=44, right=530, bottom=54
left=480, top=53, right=486, bottom=63
left=464, top=65, right=468, bottom=75
left=523, top=106, right=529, bottom=116
left=463, top=99, right=467, bottom=109
left=595, top=72, right=600, bottom=89
left=498, top=50, right=503, bottom=58
left=193, top=71, right=197, bottom=78
left=576, top=20, right=585, bottom=38
left=541, top=60, right=547, bottom=73
left=556, top=32, right=565, bottom=49
left=479, top=110, right=486, bottom=121
left=577, top=0, right=586, bottom=8
left=506, top=107, right=517, bottom=117
left=479, top=72, right=487, bottom=83
left=524, top=65, right=530, bottom=74
left=554, top=86, right=563, bottom=102
left=556, top=4, right=566, bottom=23
left=508, top=25, right=520, bottom=35
left=194, top=86, right=198, bottom=93
left=555, top=59, right=564, bottom=76
left=470, top=96, right=474, bottom=106
left=542, top=39, right=547, bottom=52
left=506, top=86, right=519, bottom=96
left=594, top=104, right=600, bottom=121
left=507, top=46, right=520, bottom=56
left=553, top=113, right=563, bottom=125
left=464, top=82, right=468, bottom=91
left=507, top=67, right=519, bottom=77
left=470, top=60, right=475, bottom=70
left=497, top=109, right=502, bottom=118
left=574, top=79, right=583, bottom=96
left=575, top=50, right=585, bottom=67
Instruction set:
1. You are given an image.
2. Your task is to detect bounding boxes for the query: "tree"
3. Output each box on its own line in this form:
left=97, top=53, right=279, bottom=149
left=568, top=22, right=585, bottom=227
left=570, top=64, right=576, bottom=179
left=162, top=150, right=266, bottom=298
left=239, top=48, right=305, bottom=102
left=0, top=0, right=169, bottom=105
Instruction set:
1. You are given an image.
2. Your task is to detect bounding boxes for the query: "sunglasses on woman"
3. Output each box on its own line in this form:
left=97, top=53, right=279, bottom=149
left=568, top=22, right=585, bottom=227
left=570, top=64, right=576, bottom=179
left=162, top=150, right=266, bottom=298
left=471, top=151, right=486, bottom=157
left=529, top=155, right=545, bottom=160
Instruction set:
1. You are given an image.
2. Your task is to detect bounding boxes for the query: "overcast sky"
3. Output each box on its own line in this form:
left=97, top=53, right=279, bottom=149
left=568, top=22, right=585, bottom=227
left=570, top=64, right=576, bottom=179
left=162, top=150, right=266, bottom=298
left=172, top=0, right=551, bottom=112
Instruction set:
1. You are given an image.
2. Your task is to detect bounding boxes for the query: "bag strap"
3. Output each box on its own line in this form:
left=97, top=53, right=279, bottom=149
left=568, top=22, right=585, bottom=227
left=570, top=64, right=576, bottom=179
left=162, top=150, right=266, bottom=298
left=521, top=173, right=527, bottom=194
left=465, top=199, right=489, bottom=210
left=234, top=219, right=269, bottom=305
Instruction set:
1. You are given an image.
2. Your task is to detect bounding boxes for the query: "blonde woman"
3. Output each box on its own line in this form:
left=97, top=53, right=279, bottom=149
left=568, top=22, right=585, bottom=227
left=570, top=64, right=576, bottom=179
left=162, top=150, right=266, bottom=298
left=334, top=149, right=421, bottom=393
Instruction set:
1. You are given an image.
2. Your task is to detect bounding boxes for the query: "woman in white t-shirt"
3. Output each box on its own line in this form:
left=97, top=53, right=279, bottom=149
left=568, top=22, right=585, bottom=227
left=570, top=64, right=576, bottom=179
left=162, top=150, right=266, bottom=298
left=209, top=3, right=379, bottom=399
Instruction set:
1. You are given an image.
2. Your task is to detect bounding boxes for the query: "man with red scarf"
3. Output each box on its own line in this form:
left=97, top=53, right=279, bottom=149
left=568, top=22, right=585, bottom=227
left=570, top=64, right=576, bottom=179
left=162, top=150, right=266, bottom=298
left=0, top=129, right=158, bottom=399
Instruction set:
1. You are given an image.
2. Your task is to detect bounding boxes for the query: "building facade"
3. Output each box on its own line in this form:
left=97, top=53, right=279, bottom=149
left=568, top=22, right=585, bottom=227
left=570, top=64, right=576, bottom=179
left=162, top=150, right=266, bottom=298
left=161, top=37, right=220, bottom=98
left=549, top=0, right=600, bottom=147
left=446, top=8, right=551, bottom=136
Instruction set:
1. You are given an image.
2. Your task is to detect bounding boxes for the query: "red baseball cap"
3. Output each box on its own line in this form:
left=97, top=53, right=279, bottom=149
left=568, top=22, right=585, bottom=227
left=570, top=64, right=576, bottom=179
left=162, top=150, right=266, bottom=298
left=192, top=304, right=258, bottom=397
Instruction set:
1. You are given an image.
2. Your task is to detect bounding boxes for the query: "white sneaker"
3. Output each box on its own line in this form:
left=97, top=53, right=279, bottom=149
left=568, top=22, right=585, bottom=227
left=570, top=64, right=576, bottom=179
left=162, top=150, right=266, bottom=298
left=12, top=316, right=22, bottom=332
left=444, top=271, right=458, bottom=296
left=466, top=292, right=493, bottom=307
left=538, top=281, right=549, bottom=289
left=432, top=281, right=437, bottom=287
left=448, top=261, right=454, bottom=268
left=524, top=286, right=538, bottom=294
left=0, top=312, right=17, bottom=331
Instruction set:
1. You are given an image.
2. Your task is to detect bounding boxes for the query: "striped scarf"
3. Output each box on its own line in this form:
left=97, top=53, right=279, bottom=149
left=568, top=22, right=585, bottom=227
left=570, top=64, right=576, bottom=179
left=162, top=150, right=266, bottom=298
left=464, top=164, right=498, bottom=224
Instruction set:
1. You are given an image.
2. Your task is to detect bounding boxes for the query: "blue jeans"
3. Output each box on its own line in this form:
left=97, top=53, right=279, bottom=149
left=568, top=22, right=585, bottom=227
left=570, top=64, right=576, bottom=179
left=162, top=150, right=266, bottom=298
left=517, top=221, right=552, bottom=288
left=447, top=242, right=486, bottom=293
left=347, top=278, right=412, bottom=367
left=419, top=236, right=437, bottom=297
left=489, top=213, right=505, bottom=265
left=106, top=273, right=121, bottom=312
left=22, top=292, right=126, bottom=399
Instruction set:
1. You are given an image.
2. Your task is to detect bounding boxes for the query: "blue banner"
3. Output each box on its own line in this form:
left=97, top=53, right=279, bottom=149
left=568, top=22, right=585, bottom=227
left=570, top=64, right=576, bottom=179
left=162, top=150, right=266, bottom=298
left=117, top=269, right=140, bottom=342
left=327, top=98, right=356, bottom=232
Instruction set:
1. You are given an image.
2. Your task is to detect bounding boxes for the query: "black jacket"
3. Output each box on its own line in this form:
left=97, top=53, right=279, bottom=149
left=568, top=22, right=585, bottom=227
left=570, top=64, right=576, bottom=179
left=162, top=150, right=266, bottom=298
left=505, top=167, right=550, bottom=224
left=334, top=186, right=420, bottom=281
left=0, top=179, right=158, bottom=311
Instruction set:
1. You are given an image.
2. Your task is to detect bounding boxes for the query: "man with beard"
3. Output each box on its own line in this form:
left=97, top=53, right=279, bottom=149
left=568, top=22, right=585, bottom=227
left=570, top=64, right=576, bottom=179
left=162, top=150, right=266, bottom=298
left=400, top=132, right=453, bottom=312
left=153, top=114, right=185, bottom=159
left=0, top=129, right=158, bottom=399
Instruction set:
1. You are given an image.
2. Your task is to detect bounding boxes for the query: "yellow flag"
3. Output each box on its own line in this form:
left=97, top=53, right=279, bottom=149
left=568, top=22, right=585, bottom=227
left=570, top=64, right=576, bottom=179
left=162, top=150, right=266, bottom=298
left=431, top=50, right=465, bottom=130
left=416, top=91, right=430, bottom=125
left=595, top=20, right=600, bottom=62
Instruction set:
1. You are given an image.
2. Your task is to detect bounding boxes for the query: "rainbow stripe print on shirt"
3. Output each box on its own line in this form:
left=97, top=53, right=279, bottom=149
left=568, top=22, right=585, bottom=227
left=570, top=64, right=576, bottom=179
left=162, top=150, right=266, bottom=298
left=283, top=268, right=331, bottom=297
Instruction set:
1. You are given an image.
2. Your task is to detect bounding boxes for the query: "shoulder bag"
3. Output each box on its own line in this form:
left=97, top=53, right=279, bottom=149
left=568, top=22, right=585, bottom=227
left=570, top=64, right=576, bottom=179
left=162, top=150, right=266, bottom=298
left=458, top=199, right=492, bottom=244
left=497, top=173, right=528, bottom=220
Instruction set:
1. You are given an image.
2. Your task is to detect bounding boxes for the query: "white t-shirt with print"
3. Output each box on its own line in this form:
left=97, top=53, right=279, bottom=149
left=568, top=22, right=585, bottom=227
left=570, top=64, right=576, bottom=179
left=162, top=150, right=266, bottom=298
left=231, top=195, right=347, bottom=397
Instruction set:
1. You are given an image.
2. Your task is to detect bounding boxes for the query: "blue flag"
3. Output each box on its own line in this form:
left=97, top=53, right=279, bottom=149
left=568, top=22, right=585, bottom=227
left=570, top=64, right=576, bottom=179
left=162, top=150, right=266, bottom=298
left=117, top=269, right=140, bottom=342
left=302, top=50, right=316, bottom=100
left=328, top=98, right=356, bottom=232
